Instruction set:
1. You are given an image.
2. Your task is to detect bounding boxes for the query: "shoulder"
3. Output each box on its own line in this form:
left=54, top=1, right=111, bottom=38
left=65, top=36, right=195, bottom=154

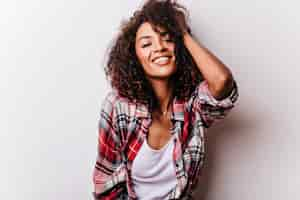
left=100, top=89, right=140, bottom=120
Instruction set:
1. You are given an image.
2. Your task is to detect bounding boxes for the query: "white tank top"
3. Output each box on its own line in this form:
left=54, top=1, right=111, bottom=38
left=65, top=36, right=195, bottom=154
left=131, top=134, right=177, bottom=200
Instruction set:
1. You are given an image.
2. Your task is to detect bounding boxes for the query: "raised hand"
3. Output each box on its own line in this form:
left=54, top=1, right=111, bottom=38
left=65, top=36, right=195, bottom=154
left=174, top=9, right=192, bottom=35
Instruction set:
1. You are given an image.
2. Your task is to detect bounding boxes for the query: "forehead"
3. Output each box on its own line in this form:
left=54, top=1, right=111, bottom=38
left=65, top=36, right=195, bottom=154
left=136, top=22, right=168, bottom=40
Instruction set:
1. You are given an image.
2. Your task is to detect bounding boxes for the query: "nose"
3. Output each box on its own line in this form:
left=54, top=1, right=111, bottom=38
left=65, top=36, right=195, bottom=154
left=153, top=38, right=166, bottom=52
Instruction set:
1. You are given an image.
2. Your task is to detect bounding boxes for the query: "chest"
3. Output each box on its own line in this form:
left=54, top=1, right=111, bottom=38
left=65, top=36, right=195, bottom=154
left=146, top=116, right=173, bottom=150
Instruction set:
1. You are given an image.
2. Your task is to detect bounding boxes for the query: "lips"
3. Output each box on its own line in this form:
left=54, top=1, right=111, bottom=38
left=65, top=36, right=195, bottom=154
left=153, top=56, right=172, bottom=65
left=151, top=55, right=173, bottom=66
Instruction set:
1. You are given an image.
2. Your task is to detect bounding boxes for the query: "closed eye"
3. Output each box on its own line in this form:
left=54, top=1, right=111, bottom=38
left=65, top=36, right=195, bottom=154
left=141, top=38, right=173, bottom=48
left=165, top=39, right=173, bottom=42
left=142, top=43, right=151, bottom=48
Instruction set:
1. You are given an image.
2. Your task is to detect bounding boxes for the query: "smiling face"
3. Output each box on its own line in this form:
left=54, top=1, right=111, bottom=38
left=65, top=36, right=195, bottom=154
left=135, top=22, right=176, bottom=81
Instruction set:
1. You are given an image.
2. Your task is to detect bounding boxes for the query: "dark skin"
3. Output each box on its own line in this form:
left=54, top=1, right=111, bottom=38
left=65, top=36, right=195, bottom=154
left=137, top=11, right=235, bottom=150
left=135, top=22, right=175, bottom=150
left=175, top=10, right=235, bottom=100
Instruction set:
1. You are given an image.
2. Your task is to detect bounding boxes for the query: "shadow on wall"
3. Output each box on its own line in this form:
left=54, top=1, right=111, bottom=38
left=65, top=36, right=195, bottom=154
left=192, top=109, right=258, bottom=199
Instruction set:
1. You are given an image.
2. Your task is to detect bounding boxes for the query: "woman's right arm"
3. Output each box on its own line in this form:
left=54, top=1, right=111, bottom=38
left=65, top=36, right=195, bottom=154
left=92, top=92, right=127, bottom=199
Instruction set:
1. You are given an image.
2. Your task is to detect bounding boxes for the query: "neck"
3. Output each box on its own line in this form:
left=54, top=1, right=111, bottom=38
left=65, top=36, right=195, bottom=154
left=149, top=78, right=173, bottom=114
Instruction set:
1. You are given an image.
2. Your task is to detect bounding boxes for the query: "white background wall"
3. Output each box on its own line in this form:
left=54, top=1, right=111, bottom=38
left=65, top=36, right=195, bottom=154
left=1, top=0, right=299, bottom=199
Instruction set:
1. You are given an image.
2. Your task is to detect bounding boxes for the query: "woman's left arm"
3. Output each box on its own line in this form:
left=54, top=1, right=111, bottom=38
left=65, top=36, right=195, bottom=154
left=183, top=33, right=235, bottom=100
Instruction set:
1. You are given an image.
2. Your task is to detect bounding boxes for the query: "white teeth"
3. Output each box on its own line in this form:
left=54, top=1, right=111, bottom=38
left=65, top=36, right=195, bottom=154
left=153, top=56, right=171, bottom=65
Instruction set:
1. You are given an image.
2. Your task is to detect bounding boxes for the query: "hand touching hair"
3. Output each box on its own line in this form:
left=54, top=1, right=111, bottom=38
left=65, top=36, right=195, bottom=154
left=104, top=0, right=203, bottom=111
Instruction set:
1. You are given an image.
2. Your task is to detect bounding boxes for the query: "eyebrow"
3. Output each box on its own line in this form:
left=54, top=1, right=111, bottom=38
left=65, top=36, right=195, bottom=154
left=138, top=35, right=152, bottom=42
left=137, top=31, right=169, bottom=42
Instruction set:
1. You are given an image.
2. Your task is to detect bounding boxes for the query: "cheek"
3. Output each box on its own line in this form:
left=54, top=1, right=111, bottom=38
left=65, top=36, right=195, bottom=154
left=169, top=44, right=175, bottom=53
left=136, top=49, right=149, bottom=64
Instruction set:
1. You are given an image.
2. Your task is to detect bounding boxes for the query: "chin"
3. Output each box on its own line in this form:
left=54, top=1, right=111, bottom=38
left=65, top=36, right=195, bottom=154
left=142, top=60, right=177, bottom=78
left=148, top=67, right=177, bottom=79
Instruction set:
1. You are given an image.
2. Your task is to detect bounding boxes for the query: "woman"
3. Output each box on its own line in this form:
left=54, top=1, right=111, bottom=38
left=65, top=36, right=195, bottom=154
left=92, top=0, right=239, bottom=199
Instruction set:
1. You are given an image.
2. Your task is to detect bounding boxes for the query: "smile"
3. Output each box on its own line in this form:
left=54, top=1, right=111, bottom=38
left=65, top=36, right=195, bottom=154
left=152, top=56, right=173, bottom=65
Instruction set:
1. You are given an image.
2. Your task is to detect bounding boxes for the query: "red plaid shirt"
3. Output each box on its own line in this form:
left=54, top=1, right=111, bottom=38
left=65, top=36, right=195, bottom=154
left=92, top=79, right=239, bottom=199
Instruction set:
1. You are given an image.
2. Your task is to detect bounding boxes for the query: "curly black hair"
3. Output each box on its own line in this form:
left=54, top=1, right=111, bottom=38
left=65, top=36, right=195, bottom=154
left=103, top=0, right=203, bottom=112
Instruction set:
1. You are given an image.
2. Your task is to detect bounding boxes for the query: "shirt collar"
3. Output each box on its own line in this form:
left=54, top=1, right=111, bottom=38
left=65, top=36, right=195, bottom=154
left=136, top=96, right=185, bottom=122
